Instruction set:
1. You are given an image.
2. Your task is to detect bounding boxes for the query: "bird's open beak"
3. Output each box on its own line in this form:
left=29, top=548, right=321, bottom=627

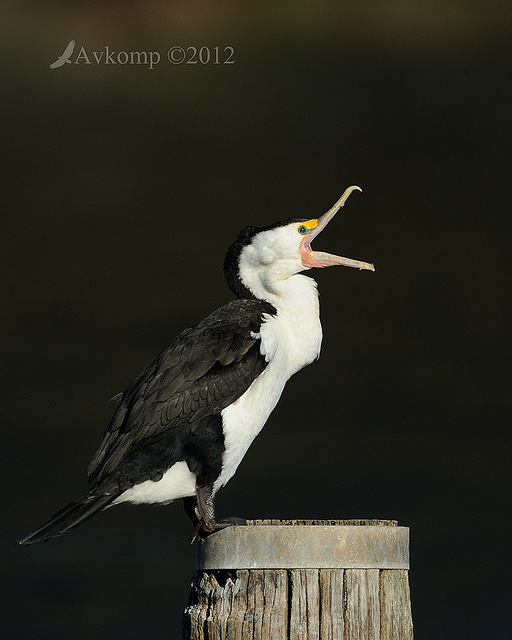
left=300, top=186, right=375, bottom=271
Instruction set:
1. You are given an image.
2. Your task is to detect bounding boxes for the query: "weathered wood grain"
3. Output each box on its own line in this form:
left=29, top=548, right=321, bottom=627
left=379, top=570, right=414, bottom=640
left=344, top=569, right=380, bottom=640
left=289, top=569, right=320, bottom=640
left=319, top=569, right=345, bottom=638
left=183, top=520, right=413, bottom=640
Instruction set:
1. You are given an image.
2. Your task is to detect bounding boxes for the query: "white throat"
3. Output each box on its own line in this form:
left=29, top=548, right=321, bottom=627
left=239, top=248, right=324, bottom=369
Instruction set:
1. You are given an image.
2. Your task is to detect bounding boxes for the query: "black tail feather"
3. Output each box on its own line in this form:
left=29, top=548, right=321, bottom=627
left=18, top=492, right=118, bottom=546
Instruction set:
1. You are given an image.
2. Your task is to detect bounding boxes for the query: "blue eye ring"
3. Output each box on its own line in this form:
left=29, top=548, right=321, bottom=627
left=298, top=225, right=308, bottom=235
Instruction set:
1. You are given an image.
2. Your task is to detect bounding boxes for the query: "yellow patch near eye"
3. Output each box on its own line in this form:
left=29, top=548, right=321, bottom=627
left=303, top=219, right=318, bottom=229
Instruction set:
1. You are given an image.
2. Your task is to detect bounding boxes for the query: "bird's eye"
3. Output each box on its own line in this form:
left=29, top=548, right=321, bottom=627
left=297, top=225, right=308, bottom=235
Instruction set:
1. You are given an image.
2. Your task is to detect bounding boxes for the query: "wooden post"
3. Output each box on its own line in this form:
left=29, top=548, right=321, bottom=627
left=183, top=519, right=413, bottom=640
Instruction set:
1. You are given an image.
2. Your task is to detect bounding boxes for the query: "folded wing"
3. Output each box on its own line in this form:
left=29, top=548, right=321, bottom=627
left=87, top=299, right=276, bottom=483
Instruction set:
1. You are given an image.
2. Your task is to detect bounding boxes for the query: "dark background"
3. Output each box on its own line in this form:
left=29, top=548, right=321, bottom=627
left=2, top=2, right=511, bottom=638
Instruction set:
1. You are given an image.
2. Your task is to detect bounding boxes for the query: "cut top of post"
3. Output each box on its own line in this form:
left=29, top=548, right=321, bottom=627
left=195, top=519, right=409, bottom=571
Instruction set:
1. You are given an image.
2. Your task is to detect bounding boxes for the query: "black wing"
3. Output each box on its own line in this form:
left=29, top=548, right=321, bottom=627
left=87, top=299, right=276, bottom=483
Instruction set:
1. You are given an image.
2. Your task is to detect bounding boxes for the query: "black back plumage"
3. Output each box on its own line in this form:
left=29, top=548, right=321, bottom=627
left=87, top=298, right=276, bottom=484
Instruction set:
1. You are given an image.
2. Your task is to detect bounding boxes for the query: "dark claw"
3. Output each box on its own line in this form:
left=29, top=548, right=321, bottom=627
left=188, top=516, right=247, bottom=543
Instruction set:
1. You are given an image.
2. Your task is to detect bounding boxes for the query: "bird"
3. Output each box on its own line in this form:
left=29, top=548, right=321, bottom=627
left=18, top=186, right=374, bottom=545
left=49, top=40, right=76, bottom=69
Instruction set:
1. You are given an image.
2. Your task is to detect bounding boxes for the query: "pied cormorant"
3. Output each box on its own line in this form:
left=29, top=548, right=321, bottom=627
left=19, top=186, right=374, bottom=545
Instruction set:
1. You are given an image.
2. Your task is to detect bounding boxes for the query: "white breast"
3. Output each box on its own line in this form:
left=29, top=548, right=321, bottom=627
left=214, top=274, right=322, bottom=492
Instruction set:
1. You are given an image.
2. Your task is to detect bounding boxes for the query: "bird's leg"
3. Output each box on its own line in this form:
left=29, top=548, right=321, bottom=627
left=193, top=483, right=222, bottom=538
left=189, top=483, right=247, bottom=543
